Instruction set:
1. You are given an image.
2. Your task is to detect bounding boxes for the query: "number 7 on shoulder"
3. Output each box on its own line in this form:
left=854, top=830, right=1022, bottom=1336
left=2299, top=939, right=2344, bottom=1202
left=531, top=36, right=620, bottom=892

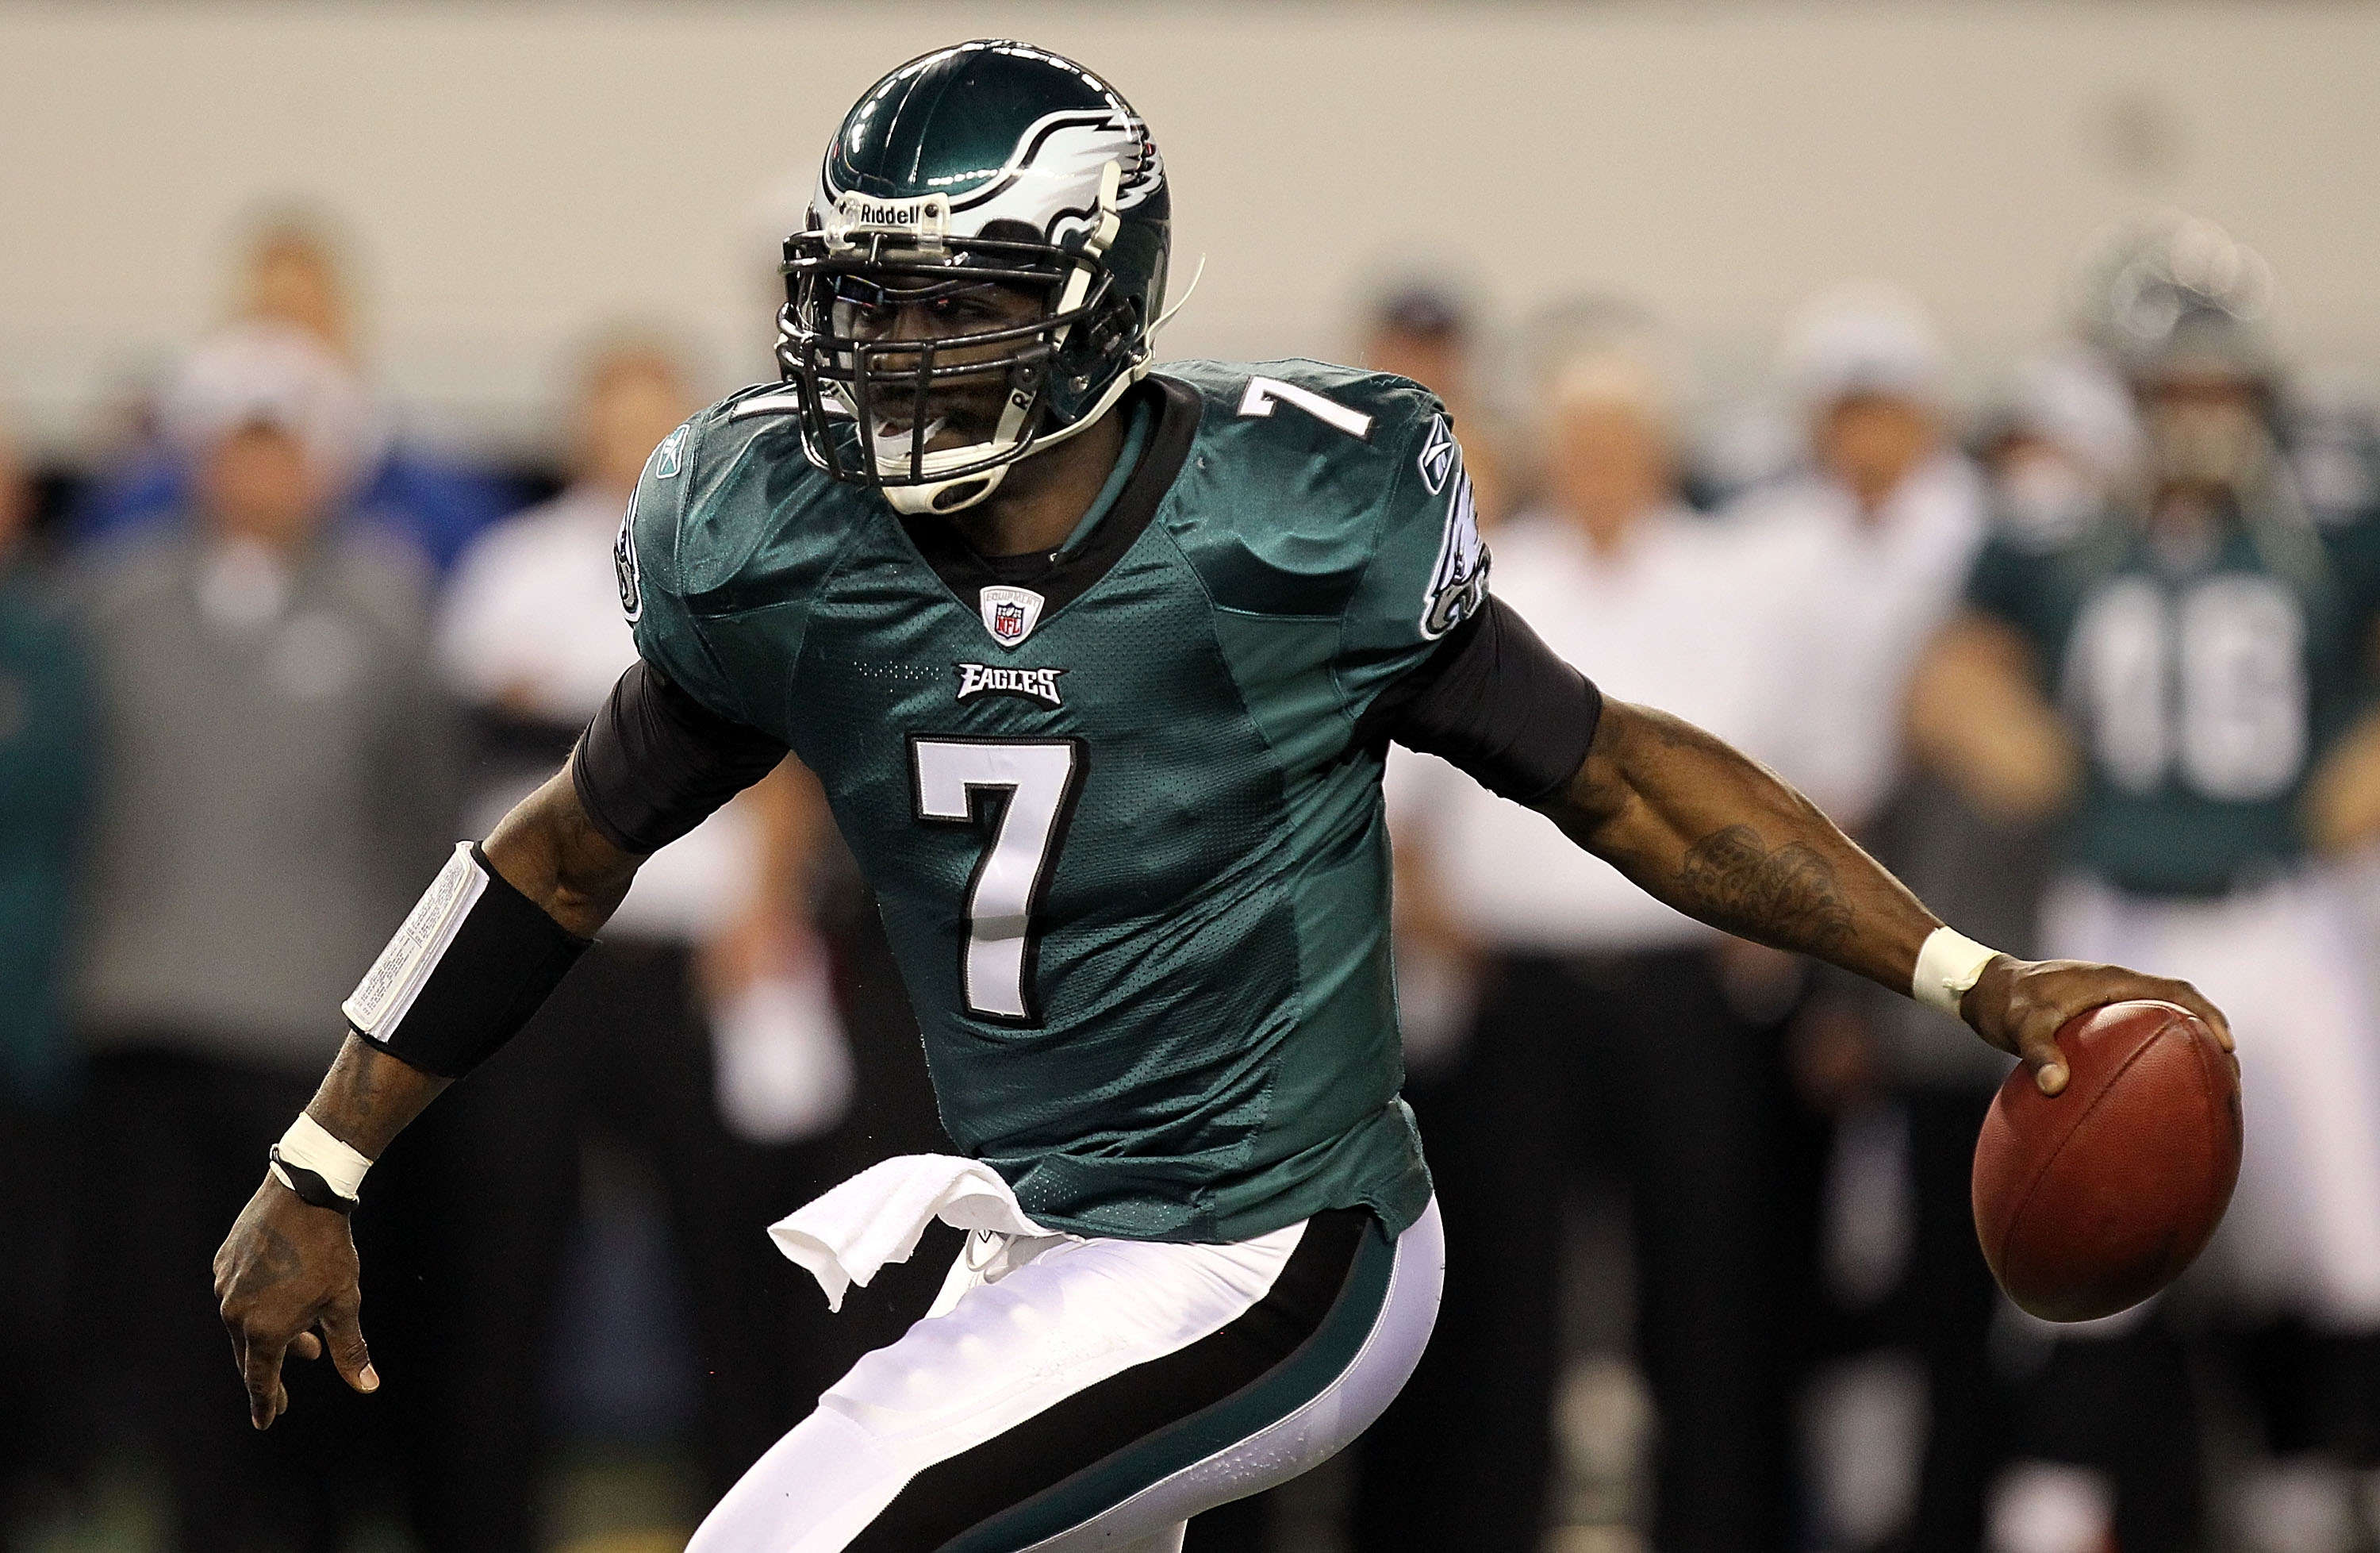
left=1236, top=376, right=1373, bottom=441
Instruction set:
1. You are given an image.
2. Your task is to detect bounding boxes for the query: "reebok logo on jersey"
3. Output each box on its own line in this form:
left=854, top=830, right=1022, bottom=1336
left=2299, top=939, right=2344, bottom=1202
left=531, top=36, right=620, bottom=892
left=1417, top=413, right=1458, bottom=495
left=955, top=663, right=1065, bottom=707
left=651, top=425, right=689, bottom=480
left=979, top=585, right=1046, bottom=648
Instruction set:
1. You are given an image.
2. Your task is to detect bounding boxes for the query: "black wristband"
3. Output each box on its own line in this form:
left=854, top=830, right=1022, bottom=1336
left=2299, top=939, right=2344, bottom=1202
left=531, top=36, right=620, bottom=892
left=270, top=1148, right=359, bottom=1214
left=343, top=842, right=592, bottom=1079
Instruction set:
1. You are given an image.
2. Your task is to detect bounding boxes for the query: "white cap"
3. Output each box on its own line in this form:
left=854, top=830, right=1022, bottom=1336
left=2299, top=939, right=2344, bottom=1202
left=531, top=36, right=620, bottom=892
left=1778, top=280, right=1947, bottom=410
left=1548, top=348, right=1675, bottom=426
left=2002, top=342, right=2144, bottom=482
left=160, top=319, right=387, bottom=492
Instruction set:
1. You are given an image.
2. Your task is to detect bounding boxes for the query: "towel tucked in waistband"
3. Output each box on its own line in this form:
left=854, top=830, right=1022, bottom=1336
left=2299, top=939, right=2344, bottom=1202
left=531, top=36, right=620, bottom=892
left=767, top=1153, right=1058, bottom=1312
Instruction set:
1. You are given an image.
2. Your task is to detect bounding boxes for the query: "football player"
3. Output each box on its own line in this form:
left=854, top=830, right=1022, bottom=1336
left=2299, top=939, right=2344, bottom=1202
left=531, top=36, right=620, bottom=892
left=214, top=41, right=2222, bottom=1552
left=1914, top=220, right=2380, bottom=1553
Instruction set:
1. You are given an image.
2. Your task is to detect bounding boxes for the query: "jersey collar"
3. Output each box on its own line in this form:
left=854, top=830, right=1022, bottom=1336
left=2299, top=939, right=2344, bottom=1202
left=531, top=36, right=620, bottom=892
left=898, top=375, right=1202, bottom=622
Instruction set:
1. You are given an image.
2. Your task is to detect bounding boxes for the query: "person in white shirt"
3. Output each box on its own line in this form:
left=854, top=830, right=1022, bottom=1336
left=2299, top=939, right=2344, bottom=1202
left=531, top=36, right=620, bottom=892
left=424, top=338, right=860, bottom=1543
left=1723, top=285, right=2008, bottom=1553
left=1726, top=281, right=1988, bottom=833
left=1354, top=340, right=1806, bottom=1553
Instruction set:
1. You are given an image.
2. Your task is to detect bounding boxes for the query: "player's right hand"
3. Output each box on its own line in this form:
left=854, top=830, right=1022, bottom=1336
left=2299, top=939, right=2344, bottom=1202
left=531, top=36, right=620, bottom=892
left=1963, top=955, right=2234, bottom=1097
left=213, top=1173, right=378, bottom=1428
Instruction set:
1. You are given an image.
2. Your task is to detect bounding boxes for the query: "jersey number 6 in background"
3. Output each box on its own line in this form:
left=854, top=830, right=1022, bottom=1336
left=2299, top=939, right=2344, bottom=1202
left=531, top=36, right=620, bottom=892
left=909, top=736, right=1087, bottom=1023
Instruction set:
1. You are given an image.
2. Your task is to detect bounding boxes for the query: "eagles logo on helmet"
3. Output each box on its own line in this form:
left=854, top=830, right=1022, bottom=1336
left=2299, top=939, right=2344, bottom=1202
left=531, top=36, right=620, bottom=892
left=775, top=40, right=1173, bottom=517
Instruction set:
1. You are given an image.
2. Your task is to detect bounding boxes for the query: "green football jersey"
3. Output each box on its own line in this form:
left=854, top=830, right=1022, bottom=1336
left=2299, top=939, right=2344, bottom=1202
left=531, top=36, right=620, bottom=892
left=620, top=359, right=1488, bottom=1242
left=1966, top=504, right=2380, bottom=896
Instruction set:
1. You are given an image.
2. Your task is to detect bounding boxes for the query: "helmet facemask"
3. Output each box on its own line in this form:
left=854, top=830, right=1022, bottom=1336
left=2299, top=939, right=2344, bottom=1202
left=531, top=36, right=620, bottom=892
left=777, top=165, right=1150, bottom=516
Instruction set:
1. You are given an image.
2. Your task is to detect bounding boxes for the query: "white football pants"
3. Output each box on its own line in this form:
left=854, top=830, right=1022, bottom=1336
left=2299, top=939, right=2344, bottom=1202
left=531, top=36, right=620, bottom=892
left=689, top=1198, right=1444, bottom=1551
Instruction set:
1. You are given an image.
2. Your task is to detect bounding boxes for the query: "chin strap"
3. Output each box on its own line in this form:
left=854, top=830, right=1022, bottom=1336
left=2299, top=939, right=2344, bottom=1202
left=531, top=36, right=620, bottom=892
left=885, top=467, right=1007, bottom=517
left=1049, top=160, right=1124, bottom=327
left=986, top=158, right=1125, bottom=456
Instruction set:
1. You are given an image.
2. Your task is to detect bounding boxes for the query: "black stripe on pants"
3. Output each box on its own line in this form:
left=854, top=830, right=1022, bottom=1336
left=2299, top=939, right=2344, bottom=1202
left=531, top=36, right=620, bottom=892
left=849, top=1209, right=1377, bottom=1552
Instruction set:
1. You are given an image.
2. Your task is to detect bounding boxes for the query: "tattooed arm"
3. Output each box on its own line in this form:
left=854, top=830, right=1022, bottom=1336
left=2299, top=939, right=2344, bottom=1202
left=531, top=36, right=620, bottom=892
left=1540, top=700, right=2228, bottom=1087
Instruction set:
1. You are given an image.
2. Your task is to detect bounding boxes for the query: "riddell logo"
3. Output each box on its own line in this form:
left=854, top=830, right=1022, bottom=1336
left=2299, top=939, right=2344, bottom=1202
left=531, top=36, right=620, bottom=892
left=831, top=192, right=950, bottom=245
left=955, top=663, right=1065, bottom=707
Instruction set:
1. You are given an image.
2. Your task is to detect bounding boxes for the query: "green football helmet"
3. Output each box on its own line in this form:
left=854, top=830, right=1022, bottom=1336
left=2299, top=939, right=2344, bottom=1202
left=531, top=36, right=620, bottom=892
left=777, top=40, right=1172, bottom=515
left=2073, top=209, right=2281, bottom=386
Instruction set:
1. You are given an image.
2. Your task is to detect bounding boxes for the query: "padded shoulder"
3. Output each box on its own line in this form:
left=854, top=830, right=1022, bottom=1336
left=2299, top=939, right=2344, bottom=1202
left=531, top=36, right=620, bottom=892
left=1153, top=359, right=1487, bottom=725
left=624, top=385, right=861, bottom=600
left=1154, top=359, right=1472, bottom=624
left=621, top=385, right=869, bottom=725
left=1158, top=357, right=1446, bottom=450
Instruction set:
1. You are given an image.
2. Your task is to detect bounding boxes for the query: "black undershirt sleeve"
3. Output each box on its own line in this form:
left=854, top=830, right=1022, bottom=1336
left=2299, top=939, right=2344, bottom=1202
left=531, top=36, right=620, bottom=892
left=1363, top=596, right=1605, bottom=805
left=570, top=660, right=791, bottom=855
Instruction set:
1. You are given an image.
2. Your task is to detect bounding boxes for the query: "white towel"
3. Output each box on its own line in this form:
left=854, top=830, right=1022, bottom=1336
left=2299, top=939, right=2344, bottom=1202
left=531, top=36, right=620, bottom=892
left=767, top=1153, right=1058, bottom=1312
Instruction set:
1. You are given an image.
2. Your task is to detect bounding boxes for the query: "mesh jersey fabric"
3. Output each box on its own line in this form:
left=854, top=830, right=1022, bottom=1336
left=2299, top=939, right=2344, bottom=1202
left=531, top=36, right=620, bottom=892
left=623, top=359, right=1491, bottom=1242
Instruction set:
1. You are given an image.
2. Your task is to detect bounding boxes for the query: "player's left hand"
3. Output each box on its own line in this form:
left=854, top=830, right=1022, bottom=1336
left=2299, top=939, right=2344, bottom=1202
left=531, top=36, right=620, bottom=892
left=213, top=1172, right=378, bottom=1428
left=1961, top=957, right=2233, bottom=1097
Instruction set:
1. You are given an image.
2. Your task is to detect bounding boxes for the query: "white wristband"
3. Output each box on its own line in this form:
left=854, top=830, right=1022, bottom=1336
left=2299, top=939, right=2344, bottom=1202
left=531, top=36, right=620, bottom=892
left=1911, top=926, right=2002, bottom=1017
left=271, top=1112, right=374, bottom=1204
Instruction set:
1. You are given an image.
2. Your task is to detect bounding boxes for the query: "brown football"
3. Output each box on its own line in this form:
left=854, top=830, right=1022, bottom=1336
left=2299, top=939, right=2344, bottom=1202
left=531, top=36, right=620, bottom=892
left=1971, top=1000, right=2241, bottom=1322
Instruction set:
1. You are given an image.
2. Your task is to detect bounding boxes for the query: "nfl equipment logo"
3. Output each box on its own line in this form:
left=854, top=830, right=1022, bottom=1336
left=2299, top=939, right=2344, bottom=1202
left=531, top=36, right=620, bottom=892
left=978, top=586, right=1046, bottom=649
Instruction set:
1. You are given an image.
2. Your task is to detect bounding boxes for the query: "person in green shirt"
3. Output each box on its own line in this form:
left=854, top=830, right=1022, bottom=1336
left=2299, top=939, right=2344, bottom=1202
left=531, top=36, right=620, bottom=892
left=0, top=431, right=86, bottom=1109
left=217, top=41, right=2218, bottom=1553
left=1914, top=253, right=2380, bottom=1551
left=0, top=418, right=90, bottom=1531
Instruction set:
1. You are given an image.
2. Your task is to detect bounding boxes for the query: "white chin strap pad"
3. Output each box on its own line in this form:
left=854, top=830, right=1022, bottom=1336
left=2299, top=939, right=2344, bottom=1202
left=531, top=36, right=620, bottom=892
left=885, top=463, right=1011, bottom=516
left=877, top=359, right=1145, bottom=518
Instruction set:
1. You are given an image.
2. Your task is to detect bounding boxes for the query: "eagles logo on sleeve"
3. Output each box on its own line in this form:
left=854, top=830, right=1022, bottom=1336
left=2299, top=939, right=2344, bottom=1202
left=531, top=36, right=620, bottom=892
left=612, top=493, right=643, bottom=625
left=1420, top=464, right=1488, bottom=639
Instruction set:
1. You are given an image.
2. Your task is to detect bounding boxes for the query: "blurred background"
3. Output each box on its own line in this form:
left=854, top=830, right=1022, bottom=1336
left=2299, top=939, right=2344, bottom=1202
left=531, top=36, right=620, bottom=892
left=4, top=3, right=2379, bottom=1552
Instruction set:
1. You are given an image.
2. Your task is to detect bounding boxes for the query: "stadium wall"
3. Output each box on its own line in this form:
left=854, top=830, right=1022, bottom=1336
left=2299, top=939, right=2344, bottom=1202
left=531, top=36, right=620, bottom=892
left=2, top=0, right=2376, bottom=453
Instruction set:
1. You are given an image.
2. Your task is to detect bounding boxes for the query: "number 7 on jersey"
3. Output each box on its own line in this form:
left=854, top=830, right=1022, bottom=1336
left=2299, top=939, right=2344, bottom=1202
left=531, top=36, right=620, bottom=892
left=909, top=737, right=1085, bottom=1022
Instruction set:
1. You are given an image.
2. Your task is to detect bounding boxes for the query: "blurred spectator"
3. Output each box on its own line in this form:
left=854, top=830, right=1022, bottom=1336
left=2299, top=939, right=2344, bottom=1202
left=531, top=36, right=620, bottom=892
left=1915, top=221, right=2380, bottom=1553
left=424, top=334, right=858, bottom=1542
left=1356, top=337, right=1805, bottom=1552
left=0, top=411, right=92, bottom=1534
left=1971, top=344, right=2144, bottom=557
left=73, top=210, right=515, bottom=571
left=67, top=327, right=457, bottom=1553
left=1358, top=281, right=1518, bottom=525
left=1714, top=283, right=1999, bottom=1553
left=1731, top=281, right=1987, bottom=832
left=243, top=214, right=363, bottom=360
left=1802, top=346, right=2132, bottom=1553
